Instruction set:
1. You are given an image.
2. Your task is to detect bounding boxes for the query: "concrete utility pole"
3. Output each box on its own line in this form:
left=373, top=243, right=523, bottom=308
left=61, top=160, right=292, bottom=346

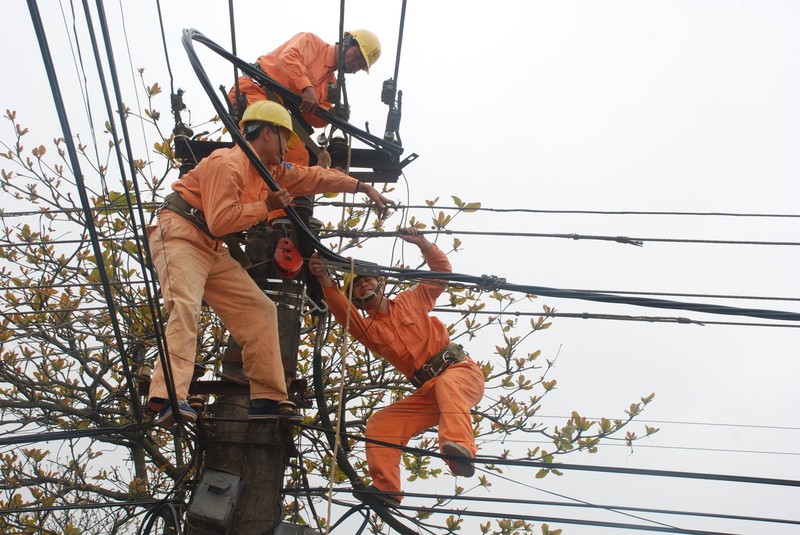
left=190, top=220, right=306, bottom=535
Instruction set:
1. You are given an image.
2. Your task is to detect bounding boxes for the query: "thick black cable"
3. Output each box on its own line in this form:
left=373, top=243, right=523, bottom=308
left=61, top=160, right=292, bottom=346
left=310, top=315, right=417, bottom=535
left=79, top=0, right=158, bottom=424
left=291, top=487, right=800, bottom=528
left=298, top=422, right=800, bottom=488
left=392, top=0, right=407, bottom=84
left=325, top=228, right=800, bottom=248
left=227, top=0, right=240, bottom=99
left=0, top=499, right=182, bottom=515
left=181, top=28, right=800, bottom=325
left=182, top=29, right=402, bottom=157
left=432, top=307, right=800, bottom=328
left=26, top=0, right=142, bottom=424
left=369, top=268, right=800, bottom=322
left=0, top=424, right=148, bottom=447
left=336, top=0, right=346, bottom=109
left=378, top=504, right=743, bottom=535
left=154, top=0, right=174, bottom=95
left=93, top=0, right=188, bottom=429
left=6, top=203, right=800, bottom=219
left=316, top=200, right=800, bottom=218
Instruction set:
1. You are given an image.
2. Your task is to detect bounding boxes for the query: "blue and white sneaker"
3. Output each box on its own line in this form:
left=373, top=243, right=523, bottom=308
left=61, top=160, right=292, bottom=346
left=154, top=400, right=197, bottom=427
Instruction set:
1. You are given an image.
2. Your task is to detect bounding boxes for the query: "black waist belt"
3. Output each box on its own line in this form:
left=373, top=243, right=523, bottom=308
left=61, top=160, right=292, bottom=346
left=410, top=342, right=466, bottom=388
left=158, top=192, right=251, bottom=268
left=160, top=192, right=215, bottom=238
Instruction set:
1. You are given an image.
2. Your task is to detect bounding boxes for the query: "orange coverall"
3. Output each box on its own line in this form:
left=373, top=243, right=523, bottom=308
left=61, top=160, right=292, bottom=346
left=229, top=32, right=337, bottom=166
left=322, top=246, right=486, bottom=498
left=148, top=145, right=360, bottom=404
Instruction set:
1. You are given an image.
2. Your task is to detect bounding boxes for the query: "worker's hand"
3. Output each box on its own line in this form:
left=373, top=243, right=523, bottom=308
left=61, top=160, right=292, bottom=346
left=266, top=188, right=291, bottom=211
left=359, top=183, right=396, bottom=219
left=398, top=227, right=432, bottom=252
left=299, top=87, right=319, bottom=114
left=308, top=252, right=335, bottom=287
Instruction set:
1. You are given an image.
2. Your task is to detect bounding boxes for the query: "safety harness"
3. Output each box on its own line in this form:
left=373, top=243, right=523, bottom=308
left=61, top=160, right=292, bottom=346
left=410, top=342, right=466, bottom=388
left=159, top=192, right=251, bottom=268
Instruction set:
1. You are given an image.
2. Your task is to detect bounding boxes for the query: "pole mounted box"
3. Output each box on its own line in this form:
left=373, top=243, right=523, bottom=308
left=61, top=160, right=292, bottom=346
left=186, top=467, right=244, bottom=533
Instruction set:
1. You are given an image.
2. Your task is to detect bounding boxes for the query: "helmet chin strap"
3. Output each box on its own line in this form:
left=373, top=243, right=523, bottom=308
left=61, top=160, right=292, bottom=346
left=355, top=292, right=377, bottom=303
left=278, top=131, right=285, bottom=164
left=353, top=282, right=382, bottom=305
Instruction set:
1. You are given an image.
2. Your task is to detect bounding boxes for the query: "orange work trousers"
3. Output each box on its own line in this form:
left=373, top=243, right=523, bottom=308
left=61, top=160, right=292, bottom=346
left=365, top=358, right=486, bottom=498
left=147, top=211, right=288, bottom=402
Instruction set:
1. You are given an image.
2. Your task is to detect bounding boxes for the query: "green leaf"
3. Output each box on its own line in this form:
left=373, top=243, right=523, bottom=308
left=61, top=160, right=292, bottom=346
left=463, top=201, right=481, bottom=212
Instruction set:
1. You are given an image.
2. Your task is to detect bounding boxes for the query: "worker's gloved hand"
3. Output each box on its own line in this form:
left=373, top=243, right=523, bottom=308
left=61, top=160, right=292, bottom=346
left=266, top=188, right=291, bottom=211
left=398, top=227, right=432, bottom=252
left=299, top=87, right=319, bottom=114
left=309, top=252, right=335, bottom=287
left=358, top=183, right=395, bottom=219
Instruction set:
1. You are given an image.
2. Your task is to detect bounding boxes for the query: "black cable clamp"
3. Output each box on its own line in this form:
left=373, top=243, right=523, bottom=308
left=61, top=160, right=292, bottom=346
left=476, top=274, right=506, bottom=292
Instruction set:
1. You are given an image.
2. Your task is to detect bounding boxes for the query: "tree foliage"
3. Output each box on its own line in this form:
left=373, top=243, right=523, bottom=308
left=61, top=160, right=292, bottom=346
left=0, top=89, right=657, bottom=534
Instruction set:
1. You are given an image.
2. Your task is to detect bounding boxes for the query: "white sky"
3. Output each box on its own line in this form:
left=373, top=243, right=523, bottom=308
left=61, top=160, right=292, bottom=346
left=2, top=1, right=799, bottom=534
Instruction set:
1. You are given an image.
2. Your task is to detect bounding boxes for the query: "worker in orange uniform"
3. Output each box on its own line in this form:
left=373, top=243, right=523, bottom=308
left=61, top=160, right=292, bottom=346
left=229, top=29, right=381, bottom=166
left=147, top=100, right=394, bottom=427
left=308, top=229, right=486, bottom=506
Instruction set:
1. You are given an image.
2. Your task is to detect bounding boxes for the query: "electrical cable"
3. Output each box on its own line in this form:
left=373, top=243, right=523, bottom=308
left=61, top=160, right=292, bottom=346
left=26, top=0, right=143, bottom=425
left=325, top=257, right=357, bottom=534
left=309, top=314, right=418, bottom=535
left=298, top=422, right=800, bottom=488
left=181, top=29, right=800, bottom=328
left=432, top=307, right=800, bottom=328
left=154, top=0, right=174, bottom=96
left=92, top=0, right=196, bottom=433
left=323, top=228, right=800, bottom=248
left=288, top=487, right=800, bottom=528
left=316, top=200, right=800, bottom=218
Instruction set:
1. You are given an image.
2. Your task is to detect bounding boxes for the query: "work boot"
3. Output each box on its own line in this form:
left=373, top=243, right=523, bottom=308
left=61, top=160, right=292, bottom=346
left=442, top=441, right=475, bottom=478
left=249, top=399, right=303, bottom=422
left=154, top=400, right=198, bottom=427
left=354, top=484, right=402, bottom=508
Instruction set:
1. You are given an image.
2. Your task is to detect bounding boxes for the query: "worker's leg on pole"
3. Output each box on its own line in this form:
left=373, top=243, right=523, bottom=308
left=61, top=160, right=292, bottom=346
left=433, top=359, right=485, bottom=460
left=148, top=213, right=213, bottom=403
left=366, top=390, right=439, bottom=498
left=203, top=250, right=288, bottom=401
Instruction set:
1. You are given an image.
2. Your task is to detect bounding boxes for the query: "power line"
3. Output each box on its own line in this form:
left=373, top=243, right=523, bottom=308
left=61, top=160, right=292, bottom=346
left=293, top=488, right=800, bottom=529
left=323, top=229, right=800, bottom=248
left=0, top=424, right=149, bottom=447
left=0, top=499, right=179, bottom=515
left=316, top=201, right=800, bottom=219
left=535, top=415, right=800, bottom=432
left=298, top=423, right=800, bottom=488
left=475, top=438, right=800, bottom=457
left=433, top=307, right=800, bottom=328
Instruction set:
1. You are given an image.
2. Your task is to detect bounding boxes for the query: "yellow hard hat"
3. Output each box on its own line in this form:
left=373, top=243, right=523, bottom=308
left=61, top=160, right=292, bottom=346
left=239, top=100, right=299, bottom=144
left=347, top=29, right=381, bottom=72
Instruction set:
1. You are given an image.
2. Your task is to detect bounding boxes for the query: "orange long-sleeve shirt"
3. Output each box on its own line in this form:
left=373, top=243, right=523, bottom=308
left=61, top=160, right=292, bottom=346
left=256, top=32, right=336, bottom=128
left=322, top=245, right=453, bottom=380
left=172, top=145, right=357, bottom=237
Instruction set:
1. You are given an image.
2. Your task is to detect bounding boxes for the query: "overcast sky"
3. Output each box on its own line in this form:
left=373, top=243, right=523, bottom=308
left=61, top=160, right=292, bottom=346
left=2, top=1, right=799, bottom=534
